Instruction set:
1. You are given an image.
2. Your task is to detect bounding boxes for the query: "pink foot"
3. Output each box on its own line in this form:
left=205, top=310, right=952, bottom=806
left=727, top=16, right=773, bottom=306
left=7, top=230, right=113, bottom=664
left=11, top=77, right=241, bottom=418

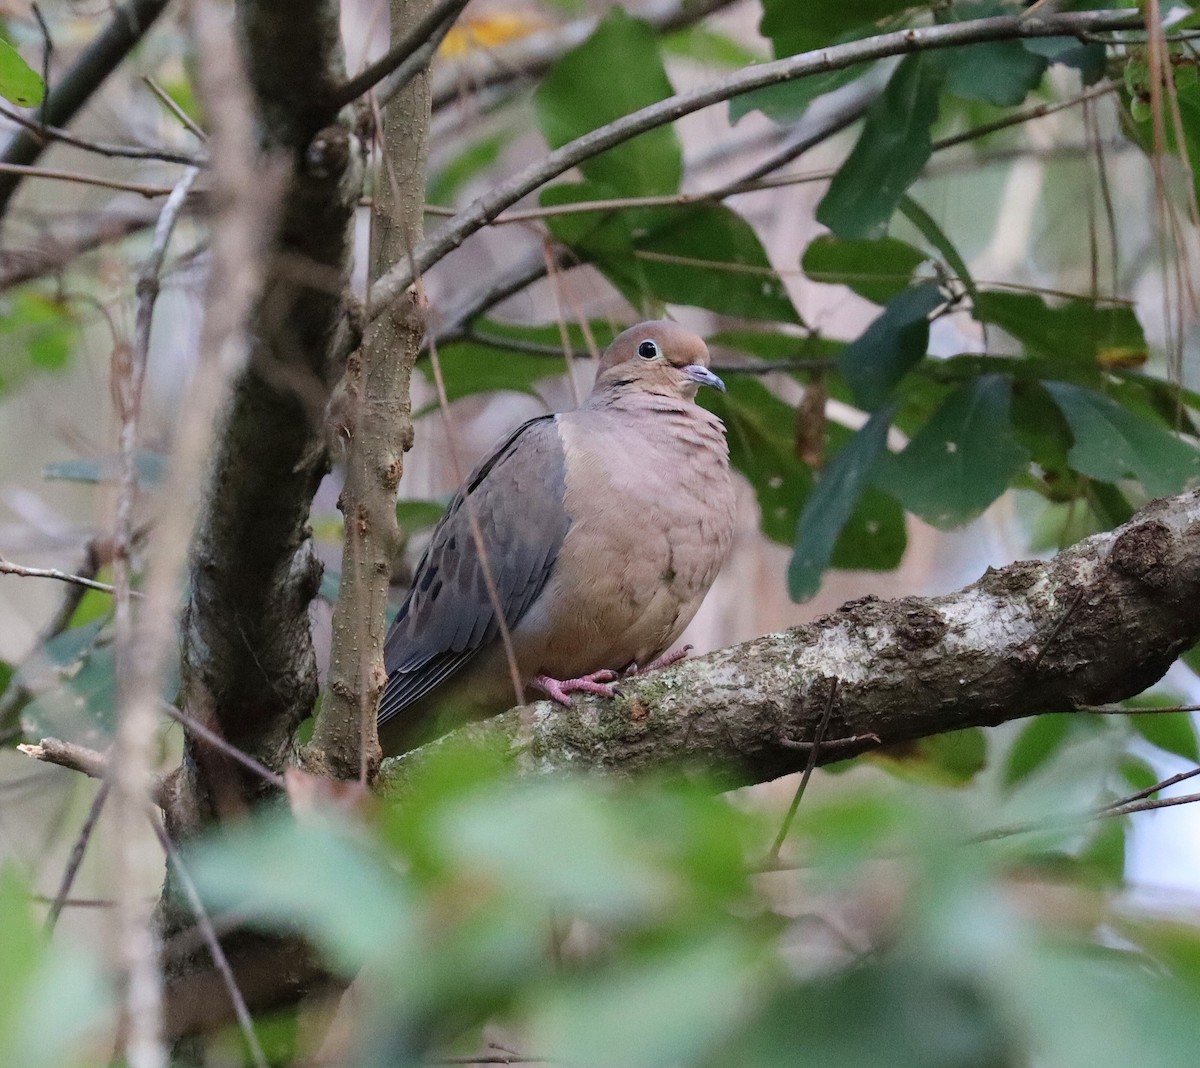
left=625, top=644, right=693, bottom=676
left=532, top=669, right=620, bottom=707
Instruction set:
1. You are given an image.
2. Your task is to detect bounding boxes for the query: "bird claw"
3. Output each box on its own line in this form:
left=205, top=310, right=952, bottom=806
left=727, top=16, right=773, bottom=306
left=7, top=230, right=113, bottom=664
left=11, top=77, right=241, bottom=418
left=532, top=670, right=620, bottom=707
left=624, top=644, right=693, bottom=677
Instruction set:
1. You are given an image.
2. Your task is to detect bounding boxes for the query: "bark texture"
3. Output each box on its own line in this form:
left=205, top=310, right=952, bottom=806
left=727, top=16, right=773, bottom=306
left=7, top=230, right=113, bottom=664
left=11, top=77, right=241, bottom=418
left=380, top=490, right=1200, bottom=793
left=308, top=0, right=432, bottom=780
left=173, top=0, right=363, bottom=821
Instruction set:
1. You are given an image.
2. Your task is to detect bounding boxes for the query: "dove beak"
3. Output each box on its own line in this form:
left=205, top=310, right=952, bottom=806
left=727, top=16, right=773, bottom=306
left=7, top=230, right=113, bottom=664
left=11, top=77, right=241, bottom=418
left=682, top=364, right=726, bottom=393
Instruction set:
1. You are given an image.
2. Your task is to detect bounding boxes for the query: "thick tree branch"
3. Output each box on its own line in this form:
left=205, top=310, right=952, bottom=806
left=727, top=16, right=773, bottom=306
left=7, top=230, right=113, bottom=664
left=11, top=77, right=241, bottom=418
left=174, top=0, right=363, bottom=808
left=307, top=0, right=432, bottom=781
left=379, top=490, right=1200, bottom=793
left=0, top=0, right=174, bottom=218
left=368, top=8, right=1143, bottom=317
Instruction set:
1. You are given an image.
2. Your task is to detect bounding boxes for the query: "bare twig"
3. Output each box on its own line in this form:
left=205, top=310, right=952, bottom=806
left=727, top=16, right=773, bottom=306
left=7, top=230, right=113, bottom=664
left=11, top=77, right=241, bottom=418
left=768, top=678, right=839, bottom=859
left=0, top=554, right=132, bottom=596
left=152, top=818, right=268, bottom=1068
left=45, top=780, right=111, bottom=932
left=369, top=8, right=1144, bottom=317
left=159, top=702, right=286, bottom=790
left=17, top=737, right=109, bottom=780
left=0, top=101, right=201, bottom=165
left=0, top=0, right=175, bottom=216
left=0, top=160, right=176, bottom=197
left=143, top=77, right=209, bottom=142
left=331, top=0, right=471, bottom=112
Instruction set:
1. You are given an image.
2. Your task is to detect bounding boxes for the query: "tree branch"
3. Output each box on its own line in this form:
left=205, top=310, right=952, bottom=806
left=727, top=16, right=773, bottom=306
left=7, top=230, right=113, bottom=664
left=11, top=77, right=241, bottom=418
left=307, top=0, right=431, bottom=781
left=368, top=7, right=1144, bottom=318
left=379, top=490, right=1200, bottom=793
left=173, top=0, right=364, bottom=807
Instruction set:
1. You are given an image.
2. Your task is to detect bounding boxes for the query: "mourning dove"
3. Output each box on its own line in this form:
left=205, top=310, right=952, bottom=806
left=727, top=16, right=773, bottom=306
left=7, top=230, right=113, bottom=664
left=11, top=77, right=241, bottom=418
left=379, top=320, right=735, bottom=751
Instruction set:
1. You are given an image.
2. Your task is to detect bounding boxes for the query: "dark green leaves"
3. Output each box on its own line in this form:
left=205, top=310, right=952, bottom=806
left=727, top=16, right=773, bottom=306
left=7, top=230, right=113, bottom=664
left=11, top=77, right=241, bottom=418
left=945, top=41, right=1047, bottom=107
left=0, top=39, right=44, bottom=107
left=883, top=375, right=1030, bottom=529
left=633, top=204, right=798, bottom=322
left=1043, top=382, right=1200, bottom=497
left=973, top=292, right=1147, bottom=366
left=802, top=235, right=928, bottom=304
left=0, top=292, right=79, bottom=395
left=535, top=8, right=680, bottom=197
left=839, top=282, right=944, bottom=409
left=817, top=54, right=945, bottom=239
left=759, top=0, right=912, bottom=57
left=707, top=379, right=812, bottom=545
left=789, top=406, right=895, bottom=601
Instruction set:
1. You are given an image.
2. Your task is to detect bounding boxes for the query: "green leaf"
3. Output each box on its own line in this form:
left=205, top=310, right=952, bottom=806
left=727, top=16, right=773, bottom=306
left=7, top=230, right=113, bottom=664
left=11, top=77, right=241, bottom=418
left=972, top=291, right=1146, bottom=366
left=706, top=379, right=812, bottom=544
left=1043, top=382, right=1200, bottom=497
left=817, top=53, right=945, bottom=239
left=872, top=728, right=988, bottom=786
left=1129, top=710, right=1200, bottom=763
left=0, top=867, right=111, bottom=1068
left=882, top=375, right=1030, bottom=529
left=1024, top=37, right=1106, bottom=84
left=729, top=67, right=864, bottom=126
left=396, top=499, right=447, bottom=533
left=530, top=934, right=756, bottom=1068
left=0, top=39, right=44, bottom=107
left=829, top=484, right=907, bottom=572
left=426, top=341, right=558, bottom=404
left=801, top=234, right=928, bottom=304
left=662, top=26, right=765, bottom=68
left=535, top=8, right=680, bottom=198
left=0, top=292, right=78, bottom=394
left=633, top=204, right=799, bottom=322
left=760, top=0, right=913, bottom=57
left=897, top=195, right=977, bottom=299
left=945, top=40, right=1047, bottom=107
left=1004, top=714, right=1074, bottom=788
left=545, top=198, right=800, bottom=323
left=188, top=814, right=413, bottom=973
left=839, top=282, right=943, bottom=409
left=789, top=405, right=894, bottom=601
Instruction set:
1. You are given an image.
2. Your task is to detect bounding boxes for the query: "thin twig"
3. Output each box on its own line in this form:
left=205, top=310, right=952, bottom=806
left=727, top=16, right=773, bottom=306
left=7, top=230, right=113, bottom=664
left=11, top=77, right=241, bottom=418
left=159, top=702, right=286, bottom=790
left=45, top=780, right=111, bottom=932
left=376, top=6, right=466, bottom=109
left=18, top=737, right=110, bottom=780
left=769, top=678, right=839, bottom=860
left=152, top=817, right=268, bottom=1068
left=0, top=160, right=176, bottom=196
left=0, top=101, right=201, bottom=165
left=330, top=0, right=471, bottom=112
left=0, top=0, right=174, bottom=216
left=143, top=76, right=208, bottom=141
left=1101, top=765, right=1200, bottom=811
left=0, top=554, right=133, bottom=596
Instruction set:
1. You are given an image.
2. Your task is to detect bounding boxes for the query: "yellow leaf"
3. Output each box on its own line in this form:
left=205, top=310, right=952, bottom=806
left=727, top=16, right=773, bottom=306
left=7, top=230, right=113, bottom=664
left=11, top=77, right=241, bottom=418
left=439, top=13, right=545, bottom=58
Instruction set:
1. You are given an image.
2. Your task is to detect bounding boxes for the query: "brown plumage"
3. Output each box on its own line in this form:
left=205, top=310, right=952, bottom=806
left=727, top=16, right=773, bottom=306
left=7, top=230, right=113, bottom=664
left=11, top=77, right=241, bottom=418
left=379, top=320, right=736, bottom=751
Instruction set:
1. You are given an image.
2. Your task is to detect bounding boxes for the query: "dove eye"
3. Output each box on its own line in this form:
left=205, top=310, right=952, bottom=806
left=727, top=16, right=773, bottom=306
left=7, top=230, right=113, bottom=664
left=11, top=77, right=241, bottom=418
left=637, top=340, right=661, bottom=360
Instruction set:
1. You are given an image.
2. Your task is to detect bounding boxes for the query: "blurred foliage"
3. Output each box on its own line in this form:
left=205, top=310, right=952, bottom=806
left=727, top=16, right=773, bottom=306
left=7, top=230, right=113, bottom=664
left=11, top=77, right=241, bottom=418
left=4, top=1, right=1200, bottom=1065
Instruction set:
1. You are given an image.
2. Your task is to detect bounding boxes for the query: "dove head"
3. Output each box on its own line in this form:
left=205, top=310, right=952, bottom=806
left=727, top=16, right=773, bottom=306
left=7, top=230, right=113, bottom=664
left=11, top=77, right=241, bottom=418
left=590, top=320, right=725, bottom=402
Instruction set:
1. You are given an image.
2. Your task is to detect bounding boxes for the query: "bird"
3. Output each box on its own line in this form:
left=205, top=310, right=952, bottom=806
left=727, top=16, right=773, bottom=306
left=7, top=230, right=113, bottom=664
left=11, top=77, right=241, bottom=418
left=378, top=320, right=736, bottom=753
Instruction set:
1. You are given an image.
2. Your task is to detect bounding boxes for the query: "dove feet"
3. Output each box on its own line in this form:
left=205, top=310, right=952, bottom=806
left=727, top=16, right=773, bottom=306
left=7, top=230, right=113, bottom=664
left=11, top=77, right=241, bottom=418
left=625, top=644, right=693, bottom=676
left=532, top=669, right=620, bottom=706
